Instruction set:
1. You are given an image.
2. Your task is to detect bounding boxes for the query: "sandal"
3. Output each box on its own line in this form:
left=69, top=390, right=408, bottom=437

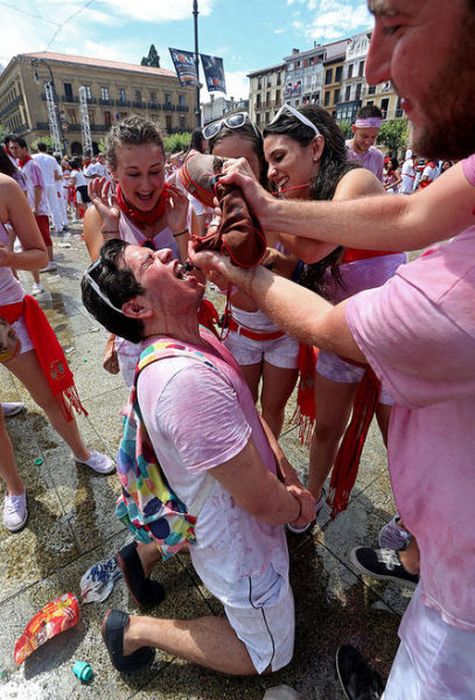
left=101, top=608, right=155, bottom=673
left=115, top=541, right=166, bottom=608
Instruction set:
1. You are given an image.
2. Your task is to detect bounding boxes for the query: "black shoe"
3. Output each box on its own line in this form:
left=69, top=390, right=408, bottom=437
left=115, top=541, right=166, bottom=607
left=336, top=645, right=384, bottom=700
left=101, top=608, right=155, bottom=673
left=350, top=547, right=419, bottom=588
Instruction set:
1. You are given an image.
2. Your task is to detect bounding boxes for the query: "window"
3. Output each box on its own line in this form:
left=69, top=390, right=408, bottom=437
left=381, top=98, right=389, bottom=118
left=82, top=85, right=92, bottom=99
left=256, top=94, right=261, bottom=108
left=67, top=108, right=77, bottom=124
left=368, top=85, right=376, bottom=95
left=135, top=90, right=142, bottom=103
left=178, top=94, right=185, bottom=107
left=100, top=86, right=109, bottom=101
left=266, top=92, right=271, bottom=107
left=325, top=68, right=333, bottom=85
left=165, top=93, right=171, bottom=104
left=64, top=83, right=73, bottom=101
left=256, top=113, right=261, bottom=126
left=324, top=91, right=330, bottom=106
left=345, top=85, right=351, bottom=101
left=179, top=115, right=186, bottom=130
left=347, top=64, right=353, bottom=79
left=275, top=89, right=281, bottom=104
left=104, top=110, right=111, bottom=127
left=334, top=88, right=340, bottom=104
left=166, top=114, right=172, bottom=131
left=118, top=88, right=126, bottom=103
left=277, top=73, right=282, bottom=86
left=150, top=91, right=157, bottom=104
left=355, top=82, right=362, bottom=100
left=257, top=77, right=262, bottom=90
left=335, top=65, right=343, bottom=82
left=358, top=60, right=365, bottom=77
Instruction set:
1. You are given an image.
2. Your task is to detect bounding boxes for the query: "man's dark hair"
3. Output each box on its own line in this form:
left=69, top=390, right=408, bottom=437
left=37, top=142, right=48, bottom=152
left=4, top=134, right=15, bottom=145
left=356, top=104, right=383, bottom=120
left=12, top=137, right=28, bottom=150
left=81, top=239, right=145, bottom=343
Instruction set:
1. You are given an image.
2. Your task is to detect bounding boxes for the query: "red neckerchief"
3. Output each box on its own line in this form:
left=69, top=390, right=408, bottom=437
left=18, top=154, right=32, bottom=168
left=0, top=296, right=87, bottom=421
left=116, top=183, right=169, bottom=227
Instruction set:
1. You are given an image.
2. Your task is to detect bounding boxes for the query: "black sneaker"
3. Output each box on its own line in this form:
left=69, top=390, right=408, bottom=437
left=350, top=547, right=419, bottom=588
left=336, top=644, right=384, bottom=700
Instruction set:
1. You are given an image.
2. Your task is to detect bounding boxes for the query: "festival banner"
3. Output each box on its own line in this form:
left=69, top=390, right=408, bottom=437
left=200, top=54, right=226, bottom=93
left=169, top=48, right=199, bottom=87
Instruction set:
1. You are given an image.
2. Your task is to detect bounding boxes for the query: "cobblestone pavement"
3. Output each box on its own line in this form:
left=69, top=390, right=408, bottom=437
left=0, top=227, right=410, bottom=699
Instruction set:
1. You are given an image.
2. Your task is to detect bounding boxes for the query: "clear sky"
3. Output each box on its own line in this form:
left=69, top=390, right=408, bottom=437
left=0, top=0, right=373, bottom=101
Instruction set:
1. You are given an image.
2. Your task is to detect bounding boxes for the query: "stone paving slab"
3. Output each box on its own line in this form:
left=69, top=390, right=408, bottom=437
left=0, top=227, right=408, bottom=698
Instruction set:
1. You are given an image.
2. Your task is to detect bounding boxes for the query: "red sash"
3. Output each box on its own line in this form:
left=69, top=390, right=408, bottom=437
left=0, top=296, right=87, bottom=421
left=341, top=248, right=393, bottom=264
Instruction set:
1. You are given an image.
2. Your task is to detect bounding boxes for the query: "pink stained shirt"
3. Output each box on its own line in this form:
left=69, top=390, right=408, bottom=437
left=346, top=141, right=384, bottom=182
left=345, top=154, right=475, bottom=631
left=20, top=159, right=49, bottom=216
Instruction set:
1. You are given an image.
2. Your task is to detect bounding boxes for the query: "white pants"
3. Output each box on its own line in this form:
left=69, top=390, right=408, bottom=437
left=382, top=585, right=475, bottom=699
left=45, top=184, right=63, bottom=231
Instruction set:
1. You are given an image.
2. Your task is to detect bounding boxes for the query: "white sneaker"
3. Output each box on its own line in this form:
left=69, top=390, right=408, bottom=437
left=3, top=492, right=28, bottom=532
left=74, top=450, right=116, bottom=474
left=39, top=262, right=57, bottom=273
left=31, top=282, right=45, bottom=295
left=2, top=402, right=26, bottom=417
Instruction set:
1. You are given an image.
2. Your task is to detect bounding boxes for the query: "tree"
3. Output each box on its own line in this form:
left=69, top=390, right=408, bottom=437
left=141, top=45, right=161, bottom=68
left=163, top=132, right=191, bottom=154
left=378, top=118, right=410, bottom=158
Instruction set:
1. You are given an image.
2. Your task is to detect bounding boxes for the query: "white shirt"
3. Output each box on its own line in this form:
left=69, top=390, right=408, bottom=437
left=32, top=152, right=61, bottom=186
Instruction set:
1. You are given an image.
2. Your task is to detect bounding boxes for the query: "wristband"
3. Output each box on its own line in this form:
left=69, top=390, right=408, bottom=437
left=173, top=229, right=189, bottom=238
left=101, top=229, right=120, bottom=235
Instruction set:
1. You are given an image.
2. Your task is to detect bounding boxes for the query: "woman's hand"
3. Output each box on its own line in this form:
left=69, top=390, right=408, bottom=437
left=0, top=244, right=13, bottom=268
left=102, top=335, right=119, bottom=375
left=165, top=184, right=189, bottom=234
left=261, top=247, right=298, bottom=279
left=88, top=177, right=120, bottom=236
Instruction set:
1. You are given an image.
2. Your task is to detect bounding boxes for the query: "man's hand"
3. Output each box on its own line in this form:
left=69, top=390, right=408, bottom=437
left=103, top=336, right=119, bottom=375
left=219, top=157, right=274, bottom=223
left=286, top=484, right=317, bottom=527
left=165, top=184, right=189, bottom=234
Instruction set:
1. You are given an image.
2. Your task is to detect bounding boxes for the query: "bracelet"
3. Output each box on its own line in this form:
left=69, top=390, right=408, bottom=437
left=173, top=228, right=189, bottom=238
left=101, top=229, right=120, bottom=235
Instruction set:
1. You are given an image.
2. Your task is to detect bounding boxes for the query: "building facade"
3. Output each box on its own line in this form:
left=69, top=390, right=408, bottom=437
left=335, top=31, right=371, bottom=124
left=202, top=95, right=249, bottom=126
left=322, top=39, right=349, bottom=117
left=0, top=51, right=195, bottom=154
left=248, top=63, right=285, bottom=128
left=283, top=44, right=326, bottom=109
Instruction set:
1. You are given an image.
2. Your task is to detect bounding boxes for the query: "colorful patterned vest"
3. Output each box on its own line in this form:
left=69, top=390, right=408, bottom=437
left=115, top=340, right=220, bottom=560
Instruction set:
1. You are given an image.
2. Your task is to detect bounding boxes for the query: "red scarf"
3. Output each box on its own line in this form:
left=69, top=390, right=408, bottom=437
left=0, top=296, right=87, bottom=421
left=18, top=154, right=32, bottom=168
left=116, top=183, right=169, bottom=227
left=291, top=343, right=319, bottom=446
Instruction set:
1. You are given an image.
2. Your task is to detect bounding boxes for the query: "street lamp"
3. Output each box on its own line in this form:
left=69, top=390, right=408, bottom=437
left=193, top=0, right=201, bottom=127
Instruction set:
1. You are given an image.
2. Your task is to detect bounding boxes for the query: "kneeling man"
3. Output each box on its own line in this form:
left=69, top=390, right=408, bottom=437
left=82, top=239, right=314, bottom=676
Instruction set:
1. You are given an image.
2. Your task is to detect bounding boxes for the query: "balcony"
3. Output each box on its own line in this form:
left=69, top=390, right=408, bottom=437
left=162, top=102, right=175, bottom=111
left=176, top=105, right=189, bottom=113
left=132, top=101, right=147, bottom=109
left=148, top=102, right=161, bottom=110
left=62, top=95, right=78, bottom=103
left=99, top=98, right=113, bottom=105
left=115, top=99, right=131, bottom=107
left=0, top=95, right=23, bottom=118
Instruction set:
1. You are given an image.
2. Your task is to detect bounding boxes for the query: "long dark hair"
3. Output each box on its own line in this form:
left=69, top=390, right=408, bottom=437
left=264, top=104, right=358, bottom=295
left=0, top=148, right=19, bottom=178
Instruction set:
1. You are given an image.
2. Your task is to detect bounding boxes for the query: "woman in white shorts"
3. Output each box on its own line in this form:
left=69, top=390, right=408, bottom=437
left=263, top=104, right=406, bottom=524
left=205, top=113, right=300, bottom=438
left=0, top=173, right=114, bottom=532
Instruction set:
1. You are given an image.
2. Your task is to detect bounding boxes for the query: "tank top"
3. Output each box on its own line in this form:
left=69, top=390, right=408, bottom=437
left=0, top=221, right=24, bottom=305
left=118, top=214, right=179, bottom=259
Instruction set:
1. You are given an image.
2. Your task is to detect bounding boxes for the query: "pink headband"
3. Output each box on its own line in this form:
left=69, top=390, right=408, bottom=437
left=354, top=117, right=382, bottom=128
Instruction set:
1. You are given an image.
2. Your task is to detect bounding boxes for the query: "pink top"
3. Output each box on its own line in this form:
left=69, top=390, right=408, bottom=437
left=0, top=221, right=24, bottom=305
left=346, top=141, right=384, bottom=182
left=346, top=154, right=475, bottom=631
left=118, top=214, right=179, bottom=259
left=20, top=159, right=49, bottom=216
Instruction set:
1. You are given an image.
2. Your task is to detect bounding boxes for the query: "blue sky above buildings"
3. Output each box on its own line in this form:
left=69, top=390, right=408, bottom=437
left=1, top=0, right=373, bottom=99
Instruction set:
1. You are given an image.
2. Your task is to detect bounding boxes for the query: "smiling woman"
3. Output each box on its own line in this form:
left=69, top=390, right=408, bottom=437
left=83, top=115, right=191, bottom=386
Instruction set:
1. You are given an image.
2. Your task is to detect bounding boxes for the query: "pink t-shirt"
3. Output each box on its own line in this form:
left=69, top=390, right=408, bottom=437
left=346, top=154, right=475, bottom=631
left=346, top=141, right=384, bottom=182
left=21, top=159, right=49, bottom=216
left=136, top=330, right=289, bottom=606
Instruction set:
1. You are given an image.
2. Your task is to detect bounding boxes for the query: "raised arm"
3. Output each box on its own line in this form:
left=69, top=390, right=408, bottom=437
left=220, top=158, right=474, bottom=252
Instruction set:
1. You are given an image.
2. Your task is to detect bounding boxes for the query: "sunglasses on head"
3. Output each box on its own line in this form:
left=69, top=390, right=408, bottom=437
left=202, top=112, right=261, bottom=141
left=83, top=259, right=125, bottom=315
left=269, top=103, right=321, bottom=137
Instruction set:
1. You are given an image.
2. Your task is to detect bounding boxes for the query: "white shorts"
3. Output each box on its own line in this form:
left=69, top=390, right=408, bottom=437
left=223, top=571, right=295, bottom=674
left=224, top=330, right=299, bottom=369
left=12, top=316, right=34, bottom=355
left=382, top=585, right=475, bottom=699
left=316, top=349, right=394, bottom=406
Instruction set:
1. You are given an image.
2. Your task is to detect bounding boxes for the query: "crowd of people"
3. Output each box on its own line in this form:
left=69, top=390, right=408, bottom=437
left=1, top=0, right=474, bottom=697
